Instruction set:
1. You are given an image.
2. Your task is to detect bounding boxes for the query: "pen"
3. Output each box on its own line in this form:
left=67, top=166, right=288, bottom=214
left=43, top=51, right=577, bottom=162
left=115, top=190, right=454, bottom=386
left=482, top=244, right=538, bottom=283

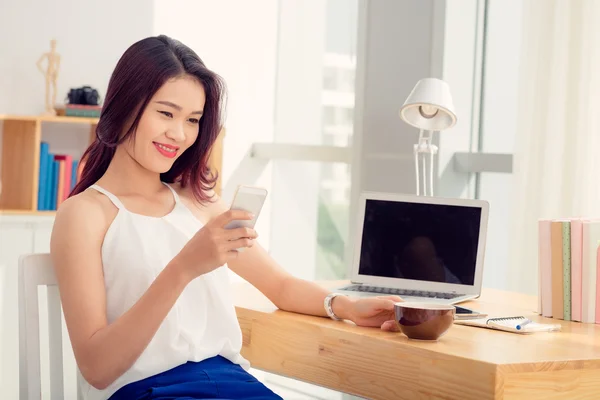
left=516, top=319, right=532, bottom=330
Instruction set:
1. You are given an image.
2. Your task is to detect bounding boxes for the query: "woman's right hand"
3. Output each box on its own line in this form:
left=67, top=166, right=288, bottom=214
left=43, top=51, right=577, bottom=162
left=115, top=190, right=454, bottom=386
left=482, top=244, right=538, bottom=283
left=174, top=209, right=257, bottom=281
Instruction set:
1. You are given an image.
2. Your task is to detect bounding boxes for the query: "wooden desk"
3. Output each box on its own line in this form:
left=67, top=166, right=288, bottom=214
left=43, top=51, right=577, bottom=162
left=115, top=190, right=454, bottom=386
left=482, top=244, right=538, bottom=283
left=234, top=282, right=600, bottom=400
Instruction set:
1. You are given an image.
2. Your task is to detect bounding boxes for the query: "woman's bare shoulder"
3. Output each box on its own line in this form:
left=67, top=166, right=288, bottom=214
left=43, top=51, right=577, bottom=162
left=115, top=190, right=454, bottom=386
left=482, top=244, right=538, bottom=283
left=52, top=189, right=118, bottom=245
left=57, top=189, right=116, bottom=221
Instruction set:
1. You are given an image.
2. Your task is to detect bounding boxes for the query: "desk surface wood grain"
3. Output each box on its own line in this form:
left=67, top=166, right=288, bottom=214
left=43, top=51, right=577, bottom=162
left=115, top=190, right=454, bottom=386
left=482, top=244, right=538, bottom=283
left=234, top=282, right=600, bottom=400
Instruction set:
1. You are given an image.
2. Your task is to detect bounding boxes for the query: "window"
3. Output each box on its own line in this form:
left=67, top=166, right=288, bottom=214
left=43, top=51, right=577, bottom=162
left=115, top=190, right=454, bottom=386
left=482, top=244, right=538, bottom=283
left=476, top=0, right=522, bottom=291
left=271, top=0, right=358, bottom=282
left=438, top=0, right=522, bottom=293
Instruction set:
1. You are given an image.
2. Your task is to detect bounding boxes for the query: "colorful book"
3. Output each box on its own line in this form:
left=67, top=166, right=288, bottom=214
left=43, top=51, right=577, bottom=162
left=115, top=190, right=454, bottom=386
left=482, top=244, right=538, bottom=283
left=56, top=159, right=65, bottom=208
left=65, top=104, right=101, bottom=118
left=581, top=221, right=600, bottom=323
left=45, top=152, right=54, bottom=210
left=71, top=160, right=79, bottom=192
left=551, top=221, right=565, bottom=319
left=571, top=219, right=584, bottom=321
left=537, top=244, right=542, bottom=315
left=562, top=221, right=571, bottom=321
left=50, top=159, right=59, bottom=210
left=37, top=142, right=49, bottom=210
left=538, top=220, right=553, bottom=317
left=55, top=154, right=73, bottom=201
left=596, top=244, right=600, bottom=324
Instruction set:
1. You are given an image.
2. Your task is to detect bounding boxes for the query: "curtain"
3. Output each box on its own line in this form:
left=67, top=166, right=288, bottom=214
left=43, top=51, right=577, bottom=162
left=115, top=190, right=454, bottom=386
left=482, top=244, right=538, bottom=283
left=508, top=0, right=600, bottom=294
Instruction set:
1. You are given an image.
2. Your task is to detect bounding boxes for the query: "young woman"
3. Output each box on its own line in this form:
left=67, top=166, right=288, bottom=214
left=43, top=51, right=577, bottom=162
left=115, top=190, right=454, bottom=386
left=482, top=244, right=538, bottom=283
left=51, top=35, right=402, bottom=400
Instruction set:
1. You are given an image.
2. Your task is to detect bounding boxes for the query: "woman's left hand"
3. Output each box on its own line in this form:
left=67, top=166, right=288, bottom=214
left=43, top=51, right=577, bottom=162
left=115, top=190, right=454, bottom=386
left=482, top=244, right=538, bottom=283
left=347, top=296, right=403, bottom=331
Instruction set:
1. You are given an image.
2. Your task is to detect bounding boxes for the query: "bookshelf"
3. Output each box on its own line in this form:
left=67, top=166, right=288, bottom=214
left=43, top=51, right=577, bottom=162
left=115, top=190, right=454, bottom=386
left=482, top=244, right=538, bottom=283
left=0, top=115, right=97, bottom=215
left=0, top=115, right=224, bottom=216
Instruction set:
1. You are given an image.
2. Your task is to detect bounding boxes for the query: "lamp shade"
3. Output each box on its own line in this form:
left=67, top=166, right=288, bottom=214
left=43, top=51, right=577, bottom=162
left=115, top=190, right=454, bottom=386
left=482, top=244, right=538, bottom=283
left=399, top=78, right=457, bottom=131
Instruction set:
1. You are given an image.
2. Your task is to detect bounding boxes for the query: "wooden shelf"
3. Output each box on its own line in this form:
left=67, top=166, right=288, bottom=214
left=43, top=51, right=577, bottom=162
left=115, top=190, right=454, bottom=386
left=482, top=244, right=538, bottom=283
left=0, top=114, right=99, bottom=125
left=0, top=210, right=56, bottom=216
left=0, top=115, right=98, bottom=215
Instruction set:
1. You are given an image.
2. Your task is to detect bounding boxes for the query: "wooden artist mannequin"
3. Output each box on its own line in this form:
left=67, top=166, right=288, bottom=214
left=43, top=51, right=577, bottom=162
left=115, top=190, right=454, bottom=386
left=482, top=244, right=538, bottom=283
left=37, top=39, right=60, bottom=115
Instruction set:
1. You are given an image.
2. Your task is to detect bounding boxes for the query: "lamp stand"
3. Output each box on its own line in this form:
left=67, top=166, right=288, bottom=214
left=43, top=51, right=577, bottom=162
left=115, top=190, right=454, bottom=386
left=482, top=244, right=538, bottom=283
left=413, top=129, right=438, bottom=196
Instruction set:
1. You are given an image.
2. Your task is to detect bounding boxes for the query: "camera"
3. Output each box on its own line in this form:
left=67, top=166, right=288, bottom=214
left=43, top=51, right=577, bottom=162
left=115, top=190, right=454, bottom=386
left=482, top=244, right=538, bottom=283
left=66, top=86, right=101, bottom=106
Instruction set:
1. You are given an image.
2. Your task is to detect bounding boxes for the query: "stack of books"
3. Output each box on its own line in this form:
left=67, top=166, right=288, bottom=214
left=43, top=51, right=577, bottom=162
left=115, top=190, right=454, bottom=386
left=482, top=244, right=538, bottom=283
left=37, top=142, right=81, bottom=211
left=65, top=104, right=101, bottom=118
left=538, top=218, right=600, bottom=323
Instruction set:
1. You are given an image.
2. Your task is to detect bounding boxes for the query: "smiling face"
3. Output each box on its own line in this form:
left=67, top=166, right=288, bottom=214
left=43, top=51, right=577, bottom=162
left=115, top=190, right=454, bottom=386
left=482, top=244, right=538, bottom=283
left=124, top=75, right=206, bottom=174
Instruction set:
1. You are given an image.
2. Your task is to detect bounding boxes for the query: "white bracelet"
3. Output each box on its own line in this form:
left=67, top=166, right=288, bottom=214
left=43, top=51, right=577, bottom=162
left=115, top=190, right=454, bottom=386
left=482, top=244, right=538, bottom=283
left=324, top=293, right=343, bottom=320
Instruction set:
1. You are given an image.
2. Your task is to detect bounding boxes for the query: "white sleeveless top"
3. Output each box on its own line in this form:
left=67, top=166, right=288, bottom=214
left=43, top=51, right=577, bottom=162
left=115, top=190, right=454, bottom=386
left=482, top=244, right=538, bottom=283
left=82, top=183, right=249, bottom=400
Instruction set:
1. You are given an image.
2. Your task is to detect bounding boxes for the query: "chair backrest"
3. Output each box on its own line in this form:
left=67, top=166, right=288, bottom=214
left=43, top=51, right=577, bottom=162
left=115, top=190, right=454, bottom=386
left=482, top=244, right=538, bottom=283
left=18, top=253, right=83, bottom=400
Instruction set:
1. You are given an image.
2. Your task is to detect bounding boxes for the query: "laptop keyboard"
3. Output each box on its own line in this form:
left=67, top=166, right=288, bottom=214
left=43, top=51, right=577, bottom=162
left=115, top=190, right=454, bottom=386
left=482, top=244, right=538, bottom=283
left=340, top=284, right=463, bottom=300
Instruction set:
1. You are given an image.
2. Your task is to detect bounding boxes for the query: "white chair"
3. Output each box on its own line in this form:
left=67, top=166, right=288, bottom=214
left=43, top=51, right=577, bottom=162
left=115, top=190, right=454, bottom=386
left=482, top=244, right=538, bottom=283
left=18, top=253, right=83, bottom=400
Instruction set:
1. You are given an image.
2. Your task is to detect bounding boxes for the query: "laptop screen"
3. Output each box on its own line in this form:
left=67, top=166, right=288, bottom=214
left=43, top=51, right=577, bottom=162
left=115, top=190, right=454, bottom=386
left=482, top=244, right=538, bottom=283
left=358, top=199, right=482, bottom=286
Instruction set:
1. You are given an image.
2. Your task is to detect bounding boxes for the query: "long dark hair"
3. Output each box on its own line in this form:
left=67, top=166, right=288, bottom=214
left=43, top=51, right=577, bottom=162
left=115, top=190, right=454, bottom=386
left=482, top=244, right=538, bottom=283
left=71, top=35, right=225, bottom=203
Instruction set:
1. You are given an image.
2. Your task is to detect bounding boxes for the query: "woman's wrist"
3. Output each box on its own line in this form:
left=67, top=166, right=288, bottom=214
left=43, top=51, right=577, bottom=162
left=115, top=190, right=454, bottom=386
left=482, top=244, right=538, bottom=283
left=165, top=256, right=194, bottom=288
left=330, top=294, right=357, bottom=321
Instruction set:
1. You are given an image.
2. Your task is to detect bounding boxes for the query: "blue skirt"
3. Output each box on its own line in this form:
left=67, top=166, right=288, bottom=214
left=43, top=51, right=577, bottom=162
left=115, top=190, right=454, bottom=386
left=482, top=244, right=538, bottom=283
left=109, top=356, right=282, bottom=400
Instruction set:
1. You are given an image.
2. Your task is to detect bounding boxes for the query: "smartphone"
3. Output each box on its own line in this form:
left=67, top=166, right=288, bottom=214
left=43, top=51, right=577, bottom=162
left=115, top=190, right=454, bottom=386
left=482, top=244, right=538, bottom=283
left=454, top=305, right=487, bottom=320
left=224, top=184, right=268, bottom=232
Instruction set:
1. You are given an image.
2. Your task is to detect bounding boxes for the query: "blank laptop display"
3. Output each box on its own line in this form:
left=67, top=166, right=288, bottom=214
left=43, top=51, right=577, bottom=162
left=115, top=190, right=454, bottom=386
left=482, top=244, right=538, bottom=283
left=358, top=199, right=482, bottom=286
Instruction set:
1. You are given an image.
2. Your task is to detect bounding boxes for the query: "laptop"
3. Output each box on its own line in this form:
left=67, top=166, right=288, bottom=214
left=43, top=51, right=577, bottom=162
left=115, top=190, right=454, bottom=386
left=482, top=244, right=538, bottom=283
left=337, top=192, right=489, bottom=304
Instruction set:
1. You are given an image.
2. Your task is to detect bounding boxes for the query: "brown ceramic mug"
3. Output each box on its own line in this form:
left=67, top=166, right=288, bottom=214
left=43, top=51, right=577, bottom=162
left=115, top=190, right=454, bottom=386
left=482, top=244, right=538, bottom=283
left=394, top=302, right=455, bottom=340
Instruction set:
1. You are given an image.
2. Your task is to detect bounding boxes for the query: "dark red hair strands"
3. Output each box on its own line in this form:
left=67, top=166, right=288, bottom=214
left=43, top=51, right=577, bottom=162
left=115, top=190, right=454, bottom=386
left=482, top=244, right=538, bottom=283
left=71, top=35, right=226, bottom=203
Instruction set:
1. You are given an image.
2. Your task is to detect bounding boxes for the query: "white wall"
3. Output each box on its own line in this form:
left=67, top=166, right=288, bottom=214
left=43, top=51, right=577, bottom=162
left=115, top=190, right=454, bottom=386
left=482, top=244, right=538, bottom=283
left=0, top=0, right=153, bottom=115
left=0, top=0, right=155, bottom=168
left=153, top=0, right=278, bottom=251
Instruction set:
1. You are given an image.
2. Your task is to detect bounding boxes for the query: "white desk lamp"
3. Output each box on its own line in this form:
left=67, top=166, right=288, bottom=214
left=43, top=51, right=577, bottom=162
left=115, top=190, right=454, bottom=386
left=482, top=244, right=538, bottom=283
left=399, top=78, right=457, bottom=196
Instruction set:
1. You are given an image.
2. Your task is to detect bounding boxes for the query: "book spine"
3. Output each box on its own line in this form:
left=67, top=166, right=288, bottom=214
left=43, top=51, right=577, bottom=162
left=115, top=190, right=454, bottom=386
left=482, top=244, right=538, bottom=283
left=551, top=221, right=564, bottom=319
left=562, top=221, right=571, bottom=321
left=45, top=153, right=54, bottom=210
left=570, top=220, right=583, bottom=321
left=582, top=222, right=598, bottom=323
left=596, top=244, right=600, bottom=324
left=51, top=160, right=58, bottom=210
left=71, top=160, right=79, bottom=192
left=37, top=142, right=48, bottom=211
left=56, top=159, right=65, bottom=208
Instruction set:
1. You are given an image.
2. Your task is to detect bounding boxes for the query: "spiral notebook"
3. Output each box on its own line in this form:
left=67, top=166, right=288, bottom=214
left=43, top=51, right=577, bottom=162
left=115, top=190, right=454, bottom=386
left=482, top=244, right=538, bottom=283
left=454, top=316, right=561, bottom=334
